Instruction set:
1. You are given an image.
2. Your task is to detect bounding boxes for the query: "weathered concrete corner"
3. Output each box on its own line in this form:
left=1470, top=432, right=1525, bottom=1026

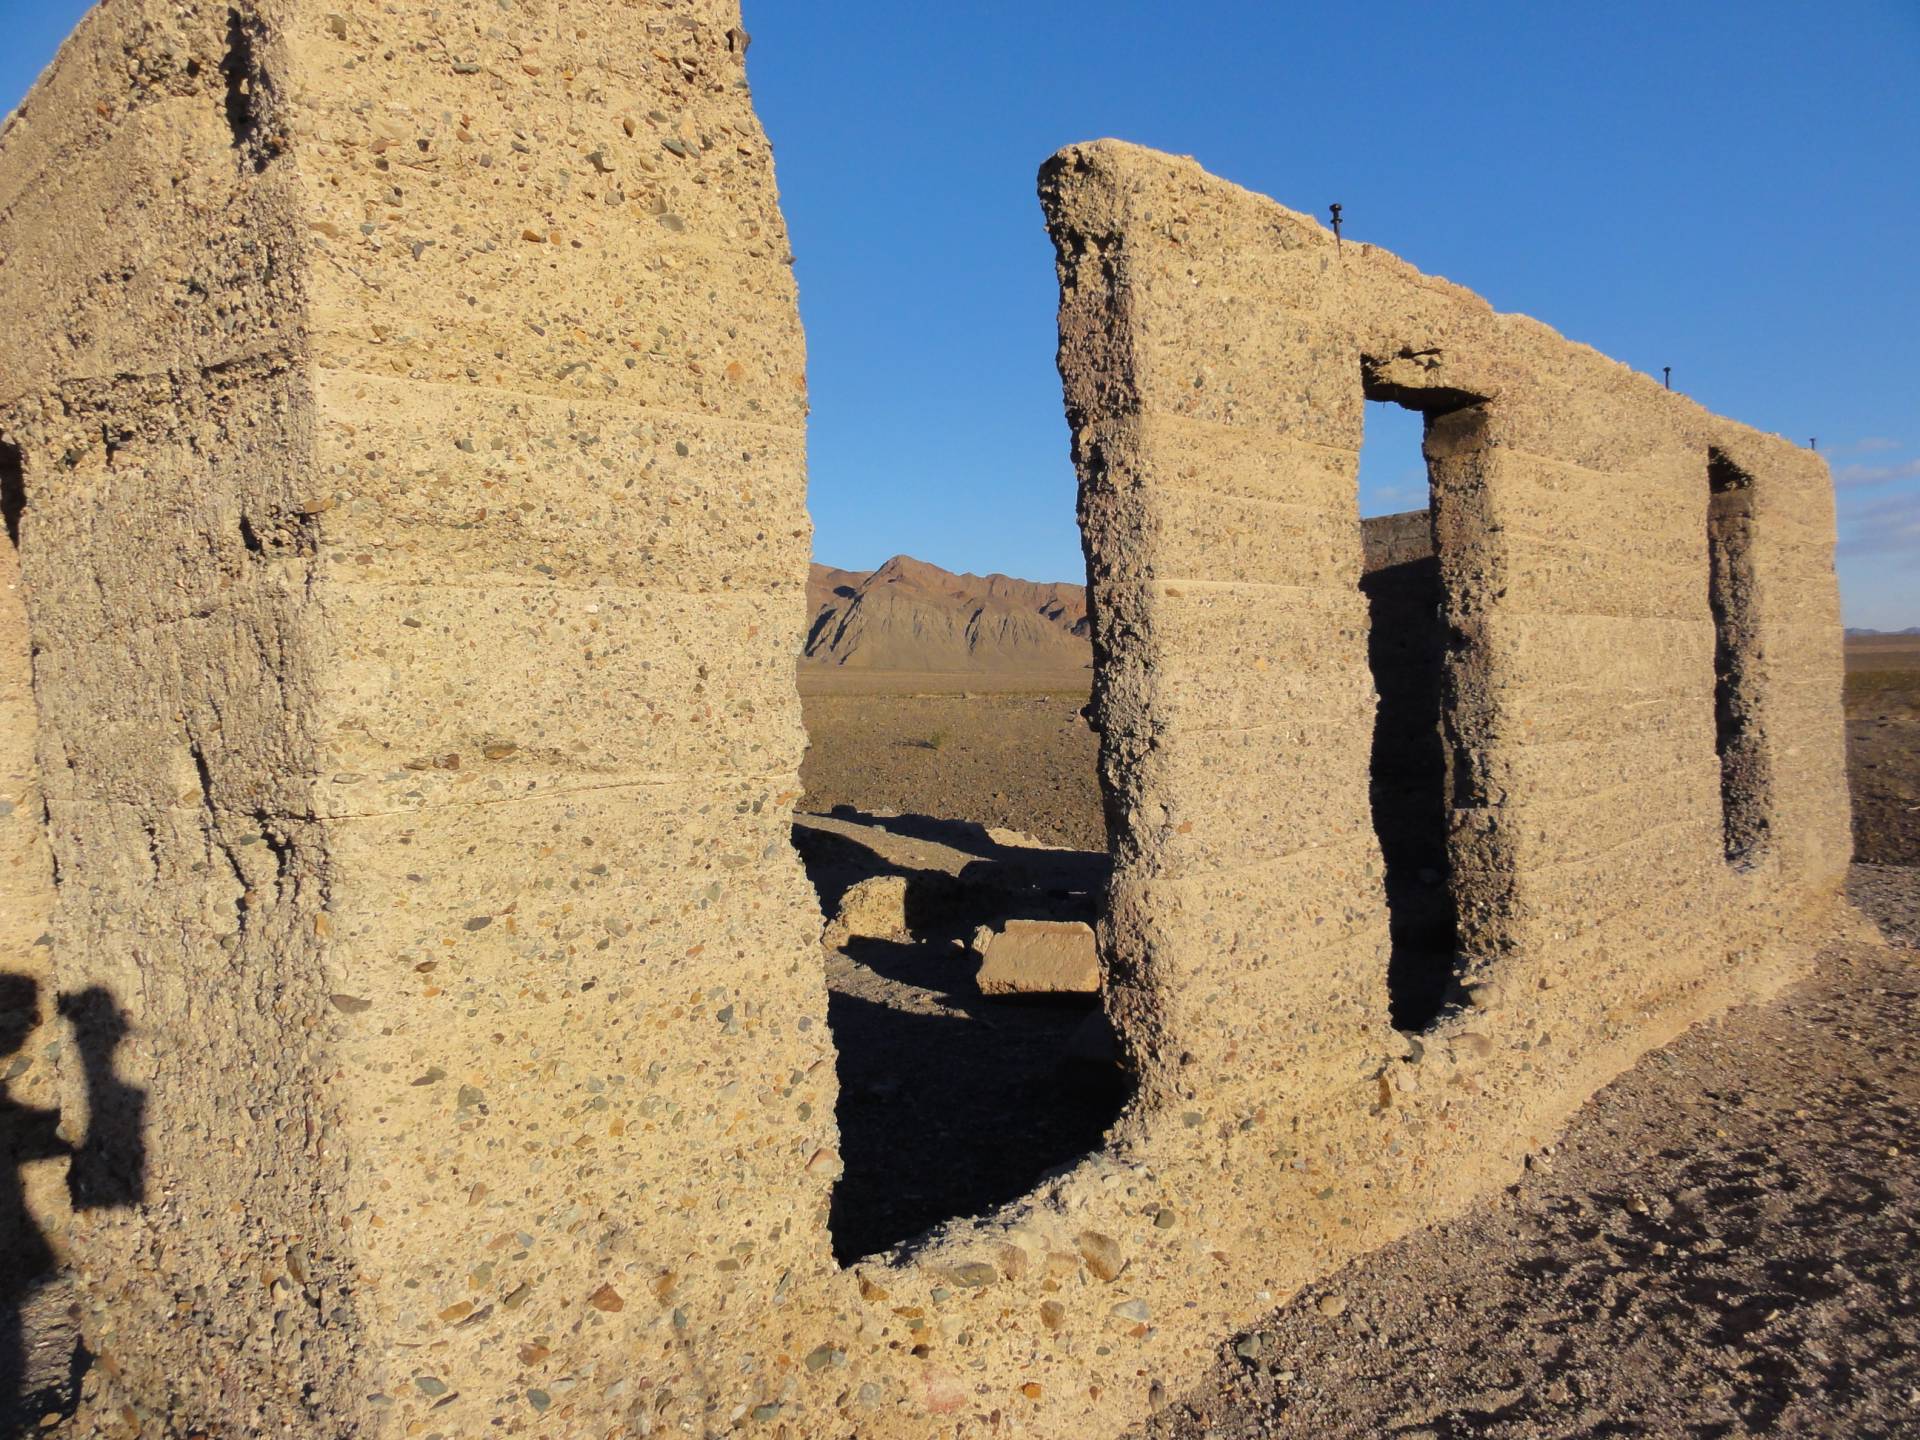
left=1, top=2, right=832, bottom=1434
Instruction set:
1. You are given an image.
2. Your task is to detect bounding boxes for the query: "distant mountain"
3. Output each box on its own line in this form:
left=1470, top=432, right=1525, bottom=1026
left=1846, top=627, right=1920, bottom=637
left=803, top=555, right=1092, bottom=671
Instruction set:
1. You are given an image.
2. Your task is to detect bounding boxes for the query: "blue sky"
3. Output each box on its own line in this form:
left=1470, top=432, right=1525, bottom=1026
left=5, top=3, right=1916, bottom=625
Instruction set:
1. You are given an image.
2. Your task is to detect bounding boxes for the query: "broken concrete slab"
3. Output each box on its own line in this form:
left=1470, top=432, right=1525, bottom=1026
left=825, top=873, right=911, bottom=946
left=974, top=918, right=1101, bottom=996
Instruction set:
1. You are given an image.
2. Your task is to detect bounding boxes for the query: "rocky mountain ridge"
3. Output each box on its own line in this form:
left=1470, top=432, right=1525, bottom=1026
left=804, top=554, right=1091, bottom=671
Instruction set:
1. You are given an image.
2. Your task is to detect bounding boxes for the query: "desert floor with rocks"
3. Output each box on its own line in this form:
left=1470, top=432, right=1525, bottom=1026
left=1846, top=635, right=1920, bottom=870
left=798, top=668, right=1101, bottom=852
left=795, top=640, right=1920, bottom=1438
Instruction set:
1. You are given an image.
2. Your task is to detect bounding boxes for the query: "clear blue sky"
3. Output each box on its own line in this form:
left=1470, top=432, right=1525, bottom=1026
left=5, top=3, right=1916, bottom=626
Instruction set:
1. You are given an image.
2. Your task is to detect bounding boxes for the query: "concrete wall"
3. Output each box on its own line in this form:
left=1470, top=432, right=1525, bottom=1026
left=1036, top=138, right=1850, bottom=1437
left=0, top=434, right=64, bottom=1312
left=0, top=8, right=330, bottom=1427
left=0, top=2, right=834, bottom=1434
left=0, top=20, right=1851, bottom=1437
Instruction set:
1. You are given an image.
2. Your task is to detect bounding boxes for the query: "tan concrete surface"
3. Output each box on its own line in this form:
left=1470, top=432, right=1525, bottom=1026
left=1, top=3, right=833, bottom=1434
left=0, top=448, right=64, bottom=1293
left=974, top=919, right=1100, bottom=996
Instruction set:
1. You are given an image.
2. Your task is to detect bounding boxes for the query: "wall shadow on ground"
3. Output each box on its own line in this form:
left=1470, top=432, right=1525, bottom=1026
left=825, top=983, right=1127, bottom=1262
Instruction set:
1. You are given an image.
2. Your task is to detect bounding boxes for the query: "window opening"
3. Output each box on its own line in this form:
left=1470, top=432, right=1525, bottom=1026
left=789, top=557, right=1129, bottom=1261
left=1358, top=400, right=1460, bottom=1030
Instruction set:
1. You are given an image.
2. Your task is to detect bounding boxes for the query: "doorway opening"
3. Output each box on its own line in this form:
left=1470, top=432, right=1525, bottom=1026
left=1357, top=400, right=1460, bottom=1031
left=789, top=561, right=1128, bottom=1262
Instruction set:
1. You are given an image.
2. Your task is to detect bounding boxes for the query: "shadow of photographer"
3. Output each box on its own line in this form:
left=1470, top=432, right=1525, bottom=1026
left=1, top=975, right=145, bottom=1429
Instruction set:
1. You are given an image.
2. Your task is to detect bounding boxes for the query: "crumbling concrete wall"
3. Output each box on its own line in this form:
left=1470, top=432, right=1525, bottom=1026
left=1, top=18, right=1853, bottom=1434
left=1030, top=134, right=1850, bottom=1431
left=0, top=2, right=835, bottom=1434
left=0, top=10, right=332, bottom=1430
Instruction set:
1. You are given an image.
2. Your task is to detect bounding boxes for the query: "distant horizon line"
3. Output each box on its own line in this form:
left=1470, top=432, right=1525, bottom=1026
left=811, top=550, right=1916, bottom=633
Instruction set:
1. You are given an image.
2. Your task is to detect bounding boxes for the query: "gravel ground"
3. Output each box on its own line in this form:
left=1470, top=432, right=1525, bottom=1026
left=1149, top=867, right=1920, bottom=1440
left=1852, top=863, right=1920, bottom=949
left=1843, top=644, right=1918, bottom=866
left=1850, top=711, right=1920, bottom=866
left=800, top=685, right=1103, bottom=852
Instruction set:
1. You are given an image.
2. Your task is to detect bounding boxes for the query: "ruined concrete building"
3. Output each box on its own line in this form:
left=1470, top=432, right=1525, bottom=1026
left=0, top=2, right=1849, bottom=1437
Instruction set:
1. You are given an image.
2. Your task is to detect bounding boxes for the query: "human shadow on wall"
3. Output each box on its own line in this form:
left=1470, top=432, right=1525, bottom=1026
left=0, top=977, right=145, bottom=1433
left=56, top=988, right=145, bottom=1213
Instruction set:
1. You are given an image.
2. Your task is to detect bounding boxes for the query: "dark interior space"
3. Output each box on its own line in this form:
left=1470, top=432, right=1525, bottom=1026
left=1362, top=511, right=1461, bottom=1030
left=1, top=439, right=23, bottom=549
left=1356, top=387, right=1464, bottom=1030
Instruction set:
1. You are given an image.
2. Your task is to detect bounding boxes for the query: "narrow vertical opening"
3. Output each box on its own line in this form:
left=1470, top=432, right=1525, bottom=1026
left=1707, top=448, right=1771, bottom=866
left=1, top=438, right=23, bottom=549
left=1357, top=400, right=1460, bottom=1030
